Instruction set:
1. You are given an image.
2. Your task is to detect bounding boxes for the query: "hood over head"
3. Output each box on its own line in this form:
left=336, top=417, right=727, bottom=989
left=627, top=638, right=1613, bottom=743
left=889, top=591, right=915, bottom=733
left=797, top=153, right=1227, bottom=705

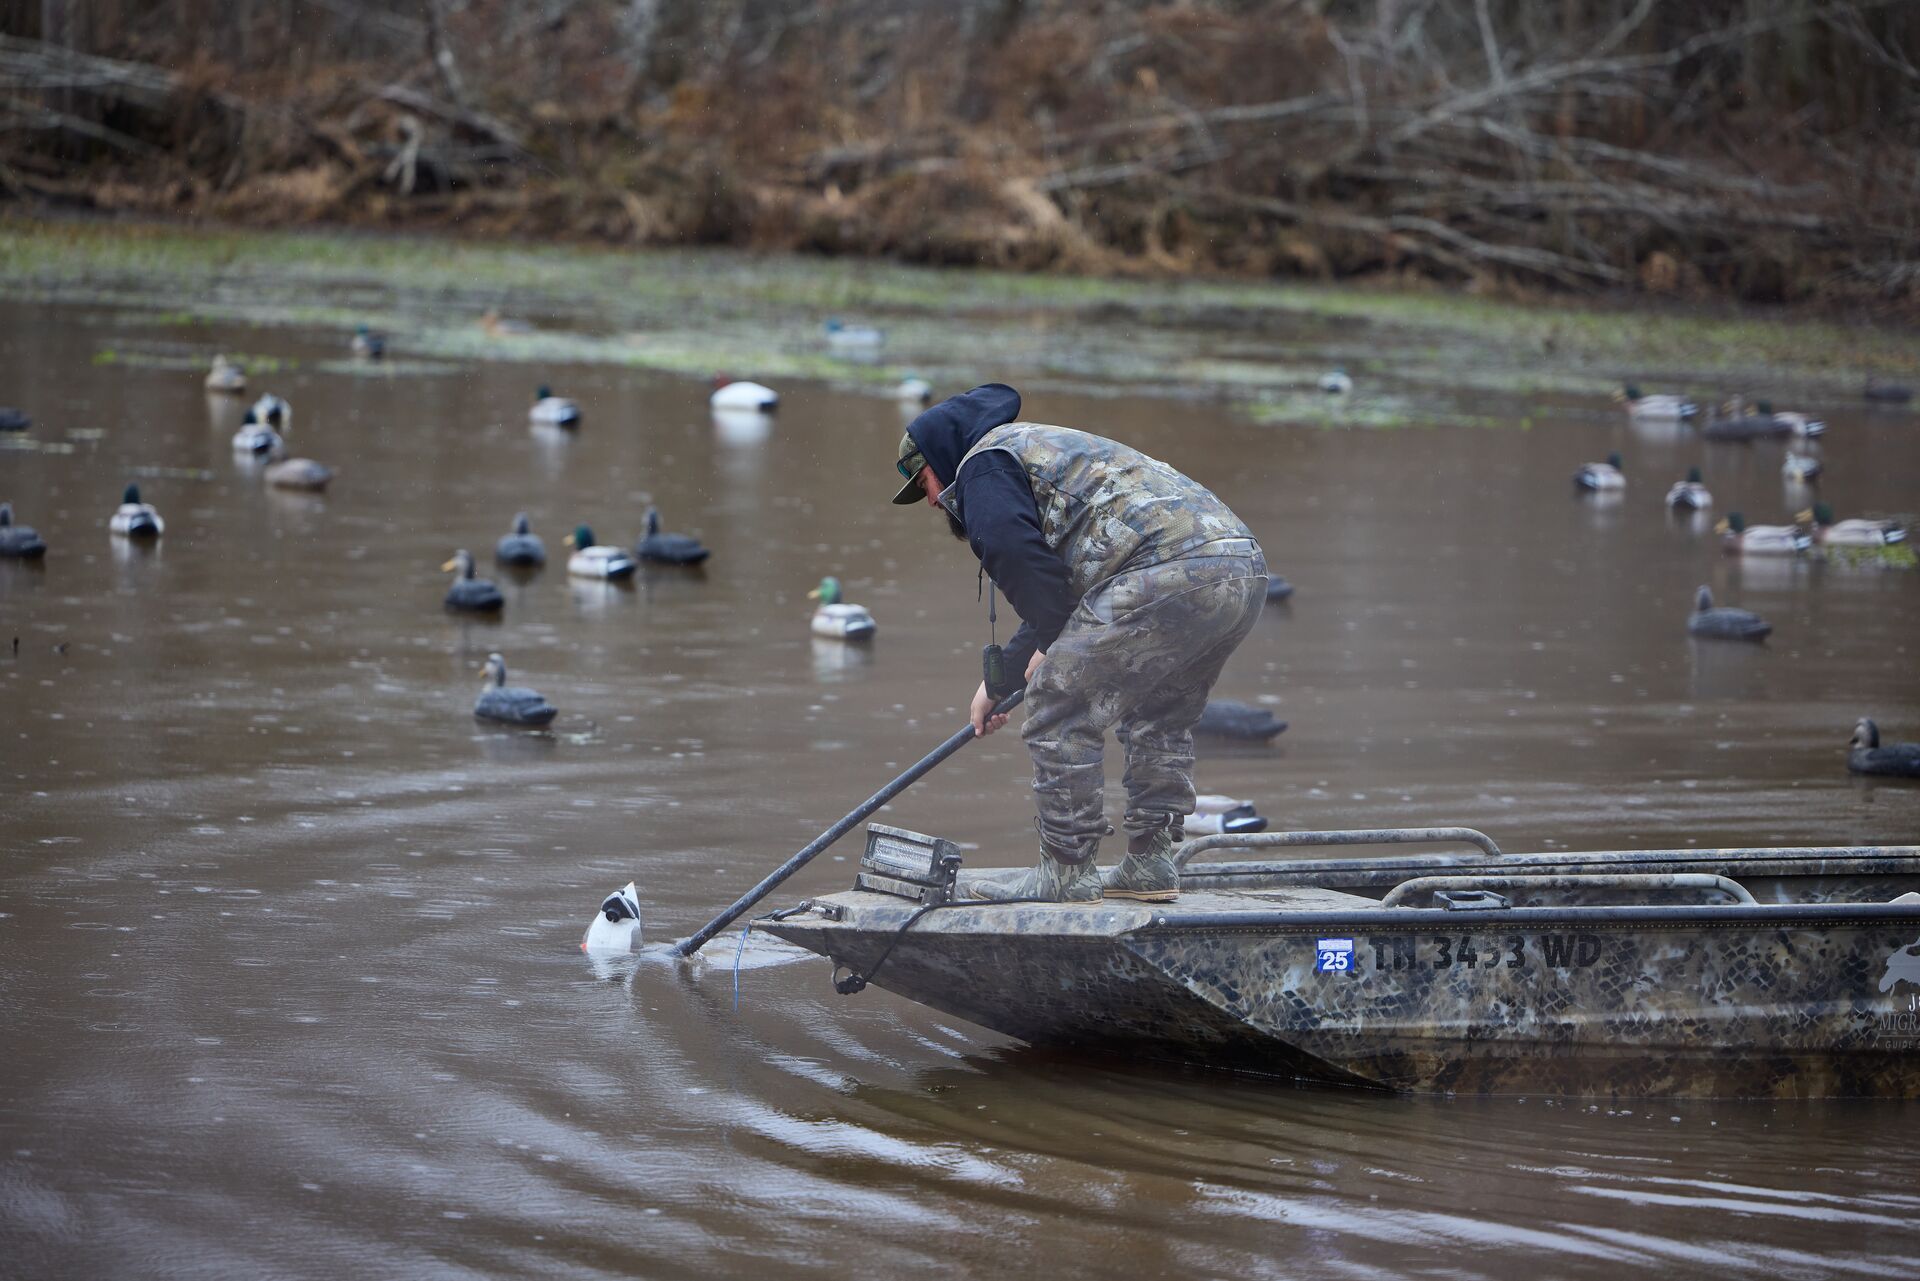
left=891, top=383, right=1020, bottom=504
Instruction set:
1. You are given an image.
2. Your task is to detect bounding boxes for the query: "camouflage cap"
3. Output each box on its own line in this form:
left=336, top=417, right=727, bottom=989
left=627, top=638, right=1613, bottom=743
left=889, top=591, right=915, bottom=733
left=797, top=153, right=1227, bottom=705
left=890, top=431, right=928, bottom=505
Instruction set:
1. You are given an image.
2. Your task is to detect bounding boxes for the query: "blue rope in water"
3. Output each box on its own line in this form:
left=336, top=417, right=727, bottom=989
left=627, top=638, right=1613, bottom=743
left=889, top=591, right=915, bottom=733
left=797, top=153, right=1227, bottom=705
left=732, top=920, right=753, bottom=1013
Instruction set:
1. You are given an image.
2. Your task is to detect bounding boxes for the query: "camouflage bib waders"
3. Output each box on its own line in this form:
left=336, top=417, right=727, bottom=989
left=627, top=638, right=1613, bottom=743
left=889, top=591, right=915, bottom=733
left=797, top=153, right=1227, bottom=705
left=942, top=424, right=1268, bottom=864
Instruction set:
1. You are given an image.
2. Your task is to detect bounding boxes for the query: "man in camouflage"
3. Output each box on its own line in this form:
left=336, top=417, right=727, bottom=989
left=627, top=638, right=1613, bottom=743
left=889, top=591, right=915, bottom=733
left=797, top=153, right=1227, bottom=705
left=891, top=384, right=1266, bottom=903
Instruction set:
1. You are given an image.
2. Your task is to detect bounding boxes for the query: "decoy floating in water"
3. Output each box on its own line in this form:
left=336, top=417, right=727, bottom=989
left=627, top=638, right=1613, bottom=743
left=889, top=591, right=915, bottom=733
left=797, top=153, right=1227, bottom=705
left=0, top=407, right=29, bottom=432
left=1187, top=794, right=1270, bottom=836
left=1863, top=378, right=1912, bottom=404
left=1799, top=502, right=1906, bottom=548
left=635, top=507, right=710, bottom=566
left=808, top=576, right=876, bottom=640
left=0, top=502, right=47, bottom=558
left=204, top=355, right=247, bottom=394
left=109, top=483, right=163, bottom=538
left=1318, top=367, right=1353, bottom=395
left=1848, top=719, right=1920, bottom=778
left=1715, top=512, right=1809, bottom=556
left=1194, top=700, right=1288, bottom=741
left=896, top=375, right=933, bottom=405
left=564, top=524, right=637, bottom=579
left=1573, top=451, right=1625, bottom=492
left=582, top=882, right=642, bottom=952
left=350, top=325, right=386, bottom=359
left=1615, top=385, right=1697, bottom=422
left=441, top=549, right=504, bottom=612
left=1781, top=451, right=1823, bottom=483
left=231, top=409, right=284, bottom=456
left=711, top=376, right=779, bottom=413
left=1702, top=397, right=1791, bottom=440
left=825, top=318, right=884, bottom=349
left=1265, top=576, right=1294, bottom=603
left=481, top=308, right=533, bottom=337
left=495, top=512, right=546, bottom=566
left=1665, top=466, right=1712, bottom=511
left=474, top=652, right=557, bottom=726
left=1686, top=585, right=1770, bottom=642
left=250, top=393, right=291, bottom=431
left=1772, top=409, right=1825, bottom=439
left=264, top=457, right=333, bottom=491
left=529, top=385, right=581, bottom=428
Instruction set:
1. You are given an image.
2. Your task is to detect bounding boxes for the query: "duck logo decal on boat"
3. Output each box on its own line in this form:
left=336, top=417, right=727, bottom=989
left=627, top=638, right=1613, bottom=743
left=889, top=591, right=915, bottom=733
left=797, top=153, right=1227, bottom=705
left=1881, top=940, right=1920, bottom=994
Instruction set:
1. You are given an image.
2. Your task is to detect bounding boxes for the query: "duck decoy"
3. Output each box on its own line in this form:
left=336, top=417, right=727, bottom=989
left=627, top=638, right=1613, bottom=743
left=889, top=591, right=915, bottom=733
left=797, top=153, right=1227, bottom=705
left=635, top=507, right=710, bottom=566
left=1864, top=378, right=1912, bottom=404
left=582, top=882, right=642, bottom=952
left=0, top=407, right=29, bottom=432
left=825, top=318, right=884, bottom=349
left=1799, top=502, right=1906, bottom=548
left=1573, top=451, right=1626, bottom=492
left=441, top=549, right=504, bottom=612
left=1615, top=385, right=1697, bottom=422
left=1194, top=700, right=1288, bottom=741
left=474, top=652, right=557, bottom=726
left=1701, top=396, right=1791, bottom=440
left=896, top=375, right=933, bottom=405
left=231, top=409, right=284, bottom=456
left=264, top=457, right=333, bottom=491
left=1265, top=576, right=1294, bottom=603
left=1665, top=466, right=1712, bottom=511
left=108, top=483, right=164, bottom=538
left=481, top=308, right=532, bottom=337
left=350, top=325, right=386, bottom=359
left=1848, top=719, right=1920, bottom=778
left=250, top=393, right=291, bottom=430
left=1781, top=451, right=1823, bottom=483
left=1772, top=409, right=1825, bottom=438
left=1716, top=512, right=1809, bottom=556
left=204, top=354, right=247, bottom=394
left=1187, top=794, right=1269, bottom=836
left=0, top=502, right=47, bottom=558
left=711, top=376, right=779, bottom=412
left=529, top=385, right=581, bottom=428
left=563, top=525, right=636, bottom=579
left=807, top=576, right=876, bottom=640
left=495, top=512, right=546, bottom=567
left=1686, top=585, right=1770, bottom=642
left=1318, top=367, right=1353, bottom=395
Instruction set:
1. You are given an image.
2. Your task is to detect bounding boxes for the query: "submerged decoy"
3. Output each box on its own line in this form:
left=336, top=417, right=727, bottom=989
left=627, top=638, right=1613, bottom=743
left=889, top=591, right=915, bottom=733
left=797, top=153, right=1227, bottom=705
left=1318, top=367, right=1353, bottom=395
left=711, top=376, right=779, bottom=412
left=1194, top=700, right=1288, bottom=741
left=1781, top=451, right=1823, bottom=483
left=582, top=882, right=642, bottom=952
left=529, top=385, right=581, bottom=428
left=1265, top=576, right=1294, bottom=603
left=1848, top=719, right=1920, bottom=778
left=350, top=325, right=386, bottom=359
left=205, top=354, right=247, bottom=394
left=0, top=502, right=47, bottom=558
left=0, top=407, right=29, bottom=432
left=496, top=512, right=546, bottom=566
left=635, top=507, right=710, bottom=566
left=250, top=393, right=291, bottom=430
left=1665, top=466, right=1712, bottom=511
left=807, top=576, right=876, bottom=640
left=264, top=457, right=333, bottom=491
left=1615, top=385, right=1697, bottom=422
left=1864, top=378, right=1913, bottom=404
left=108, top=483, right=163, bottom=538
left=231, top=409, right=284, bottom=456
left=474, top=652, right=557, bottom=726
left=441, top=549, right=504, bottom=612
left=1716, top=512, right=1809, bottom=556
left=896, top=375, right=933, bottom=405
left=1573, top=451, right=1626, bottom=492
left=825, top=318, right=884, bottom=348
left=1687, top=585, right=1770, bottom=642
left=1799, top=502, right=1906, bottom=548
left=564, top=525, right=636, bottom=579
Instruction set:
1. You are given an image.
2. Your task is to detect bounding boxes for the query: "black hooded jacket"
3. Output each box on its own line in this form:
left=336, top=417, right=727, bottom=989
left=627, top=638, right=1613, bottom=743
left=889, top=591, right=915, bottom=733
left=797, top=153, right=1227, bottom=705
left=906, top=384, right=1071, bottom=687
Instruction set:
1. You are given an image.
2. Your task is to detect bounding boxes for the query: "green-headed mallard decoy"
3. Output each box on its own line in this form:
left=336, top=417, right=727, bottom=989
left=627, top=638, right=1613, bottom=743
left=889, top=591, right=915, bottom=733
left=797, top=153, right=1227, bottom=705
left=109, top=483, right=164, bottom=538
left=496, top=512, right=546, bottom=567
left=1686, top=585, right=1770, bottom=641
left=564, top=524, right=635, bottom=579
left=350, top=325, right=386, bottom=359
left=205, top=354, right=246, bottom=395
left=475, top=652, right=557, bottom=726
left=1715, top=511, right=1808, bottom=556
left=250, top=393, right=291, bottom=430
left=1614, top=385, right=1697, bottom=422
left=441, top=549, right=504, bottom=612
left=1574, top=451, right=1625, bottom=492
left=1799, top=501, right=1905, bottom=549
left=232, top=408, right=283, bottom=456
left=635, top=507, right=710, bottom=566
left=1848, top=719, right=1920, bottom=778
left=529, top=385, right=581, bottom=428
left=808, top=576, right=876, bottom=640
left=1665, top=466, right=1711, bottom=511
left=0, top=501, right=47, bottom=558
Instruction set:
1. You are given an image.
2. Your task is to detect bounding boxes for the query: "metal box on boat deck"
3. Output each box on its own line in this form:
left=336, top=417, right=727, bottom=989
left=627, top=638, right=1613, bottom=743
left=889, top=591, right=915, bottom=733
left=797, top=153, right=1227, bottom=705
left=856, top=824, right=962, bottom=905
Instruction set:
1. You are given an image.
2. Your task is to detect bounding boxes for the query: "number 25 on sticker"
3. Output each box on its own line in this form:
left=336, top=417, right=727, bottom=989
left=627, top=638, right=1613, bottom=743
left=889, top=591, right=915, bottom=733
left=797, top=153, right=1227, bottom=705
left=1316, top=937, right=1355, bottom=974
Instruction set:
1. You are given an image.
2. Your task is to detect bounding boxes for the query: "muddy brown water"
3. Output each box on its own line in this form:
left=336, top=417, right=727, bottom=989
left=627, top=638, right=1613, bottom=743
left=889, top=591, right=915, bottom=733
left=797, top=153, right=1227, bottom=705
left=4, top=287, right=1920, bottom=1279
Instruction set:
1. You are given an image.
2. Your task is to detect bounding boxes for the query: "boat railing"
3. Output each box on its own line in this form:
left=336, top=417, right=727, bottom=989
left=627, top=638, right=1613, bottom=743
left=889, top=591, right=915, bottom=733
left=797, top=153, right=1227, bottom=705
left=1174, top=827, right=1503, bottom=870
left=1379, top=872, right=1759, bottom=910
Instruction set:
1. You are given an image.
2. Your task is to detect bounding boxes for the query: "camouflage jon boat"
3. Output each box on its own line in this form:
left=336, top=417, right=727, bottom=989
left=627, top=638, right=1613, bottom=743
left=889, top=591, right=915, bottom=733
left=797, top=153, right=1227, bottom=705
left=759, top=825, right=1920, bottom=1098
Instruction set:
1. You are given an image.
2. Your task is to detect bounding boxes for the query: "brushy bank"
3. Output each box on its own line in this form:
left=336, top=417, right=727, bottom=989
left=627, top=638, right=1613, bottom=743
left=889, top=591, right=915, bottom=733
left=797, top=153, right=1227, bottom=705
left=3, top=1, right=1917, bottom=315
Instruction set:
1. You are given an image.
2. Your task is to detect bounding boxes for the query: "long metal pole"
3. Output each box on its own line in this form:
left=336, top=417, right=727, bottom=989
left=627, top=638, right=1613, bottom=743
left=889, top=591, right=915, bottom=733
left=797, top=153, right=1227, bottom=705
left=673, top=690, right=1024, bottom=958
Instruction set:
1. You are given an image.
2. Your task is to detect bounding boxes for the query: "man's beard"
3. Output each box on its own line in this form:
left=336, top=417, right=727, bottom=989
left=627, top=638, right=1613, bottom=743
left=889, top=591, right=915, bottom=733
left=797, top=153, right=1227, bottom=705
left=945, top=509, right=968, bottom=543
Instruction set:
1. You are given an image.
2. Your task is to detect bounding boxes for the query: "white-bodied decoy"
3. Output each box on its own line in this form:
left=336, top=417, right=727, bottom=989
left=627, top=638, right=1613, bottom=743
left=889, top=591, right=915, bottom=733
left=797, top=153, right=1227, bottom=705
left=711, top=376, right=779, bottom=412
left=350, top=325, right=386, bottom=359
left=807, top=576, right=876, bottom=640
left=564, top=524, right=636, bottom=579
left=582, top=881, right=642, bottom=952
left=231, top=409, right=284, bottom=456
left=896, top=375, right=933, bottom=405
left=474, top=652, right=557, bottom=726
left=1781, top=451, right=1823, bottom=483
left=250, top=393, right=291, bottom=431
left=441, top=549, right=504, bottom=612
left=1665, top=466, right=1712, bottom=511
left=825, top=318, right=884, bottom=348
left=1686, top=585, right=1770, bottom=641
left=205, top=354, right=247, bottom=394
left=108, top=483, right=164, bottom=538
left=1318, top=367, right=1353, bottom=395
left=1715, top=511, right=1809, bottom=556
left=1615, top=385, right=1697, bottom=421
left=529, top=385, right=581, bottom=428
left=1573, top=451, right=1626, bottom=492
left=1800, top=502, right=1905, bottom=548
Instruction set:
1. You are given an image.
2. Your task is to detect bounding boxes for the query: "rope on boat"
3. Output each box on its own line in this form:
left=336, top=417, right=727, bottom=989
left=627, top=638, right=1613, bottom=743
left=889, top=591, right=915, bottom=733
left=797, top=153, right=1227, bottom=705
left=831, top=897, right=1052, bottom=996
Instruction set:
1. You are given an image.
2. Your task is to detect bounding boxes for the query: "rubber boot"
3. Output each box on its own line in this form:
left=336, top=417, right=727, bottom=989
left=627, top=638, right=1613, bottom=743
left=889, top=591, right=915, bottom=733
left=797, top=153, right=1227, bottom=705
left=1102, top=826, right=1180, bottom=902
left=968, top=848, right=1103, bottom=903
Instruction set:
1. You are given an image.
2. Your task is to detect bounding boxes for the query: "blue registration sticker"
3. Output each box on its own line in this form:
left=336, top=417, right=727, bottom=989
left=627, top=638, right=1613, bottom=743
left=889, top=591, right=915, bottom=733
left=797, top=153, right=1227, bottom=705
left=1315, top=937, right=1355, bottom=974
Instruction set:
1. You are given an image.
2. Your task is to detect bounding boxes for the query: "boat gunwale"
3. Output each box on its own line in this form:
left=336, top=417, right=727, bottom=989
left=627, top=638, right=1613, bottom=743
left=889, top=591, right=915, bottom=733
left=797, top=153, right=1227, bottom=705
left=1136, top=899, right=1920, bottom=934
